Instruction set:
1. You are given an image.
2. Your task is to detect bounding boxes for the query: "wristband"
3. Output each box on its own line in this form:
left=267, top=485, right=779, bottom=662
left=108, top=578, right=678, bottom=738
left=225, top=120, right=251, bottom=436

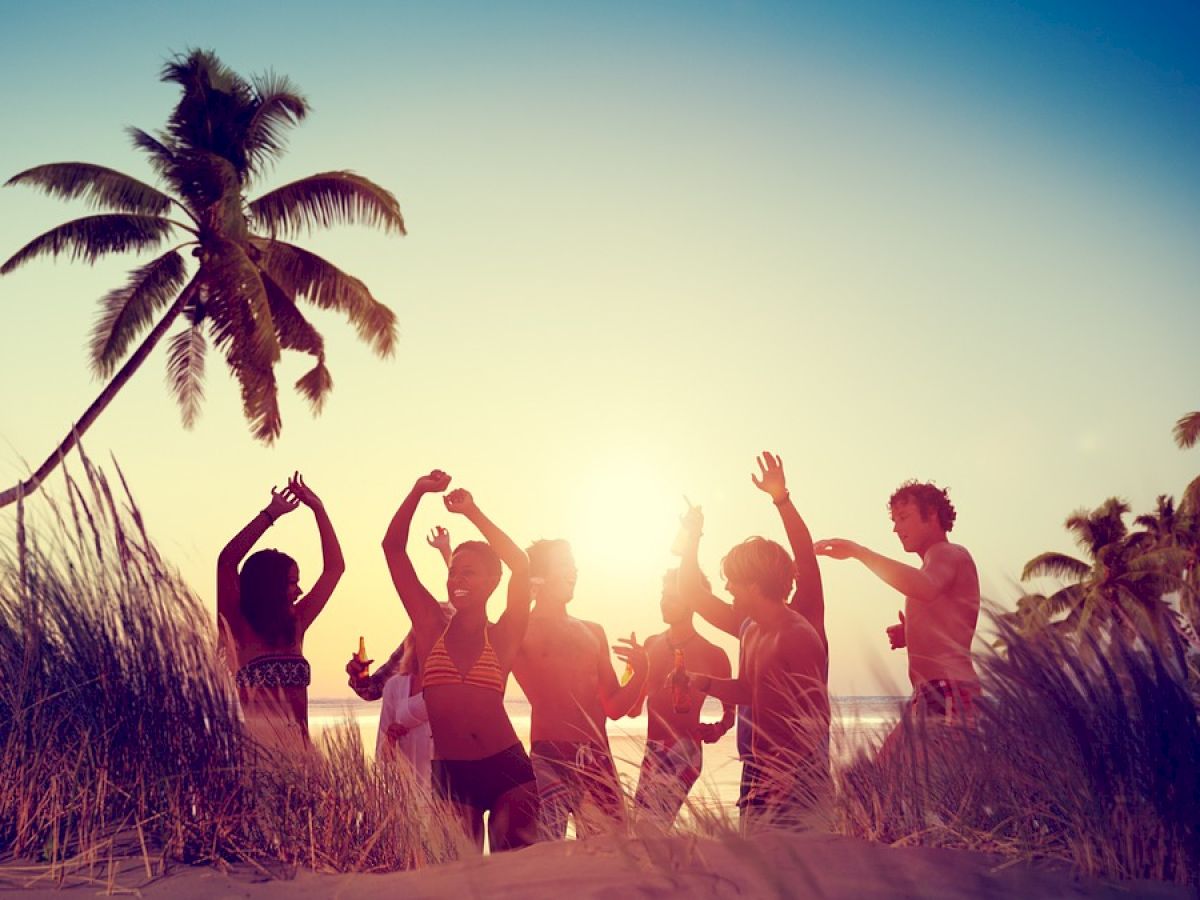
left=260, top=508, right=276, bottom=525
left=772, top=492, right=790, bottom=506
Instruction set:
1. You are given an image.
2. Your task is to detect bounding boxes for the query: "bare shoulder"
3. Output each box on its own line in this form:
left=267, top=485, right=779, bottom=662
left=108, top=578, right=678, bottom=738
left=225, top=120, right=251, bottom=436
left=782, top=611, right=824, bottom=656
left=926, top=541, right=975, bottom=568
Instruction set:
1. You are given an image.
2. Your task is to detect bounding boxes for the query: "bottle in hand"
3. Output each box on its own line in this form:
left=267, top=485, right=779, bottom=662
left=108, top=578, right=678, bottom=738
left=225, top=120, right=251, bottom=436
left=670, top=649, right=690, bottom=714
left=357, top=636, right=370, bottom=678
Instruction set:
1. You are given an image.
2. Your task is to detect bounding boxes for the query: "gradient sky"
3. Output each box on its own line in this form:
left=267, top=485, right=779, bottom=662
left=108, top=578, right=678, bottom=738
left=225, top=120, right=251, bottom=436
left=1, top=1, right=1197, bottom=697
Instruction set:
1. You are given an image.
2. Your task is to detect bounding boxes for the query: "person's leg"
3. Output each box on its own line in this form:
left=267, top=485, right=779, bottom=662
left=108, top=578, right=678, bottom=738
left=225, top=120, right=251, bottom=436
left=575, top=744, right=624, bottom=835
left=431, top=760, right=486, bottom=851
left=488, top=780, right=541, bottom=851
left=531, top=746, right=572, bottom=840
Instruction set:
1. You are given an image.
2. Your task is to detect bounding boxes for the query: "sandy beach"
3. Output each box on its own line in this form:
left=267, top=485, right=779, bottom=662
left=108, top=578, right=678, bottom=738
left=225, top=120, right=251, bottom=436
left=2, top=831, right=1191, bottom=899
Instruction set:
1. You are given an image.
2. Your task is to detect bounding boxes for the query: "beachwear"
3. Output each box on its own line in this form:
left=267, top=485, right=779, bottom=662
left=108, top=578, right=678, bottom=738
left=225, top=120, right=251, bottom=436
left=634, top=737, right=703, bottom=825
left=432, top=742, right=536, bottom=810
left=377, top=674, right=434, bottom=790
left=910, top=678, right=978, bottom=726
left=530, top=740, right=624, bottom=839
left=235, top=654, right=311, bottom=689
left=423, top=627, right=505, bottom=693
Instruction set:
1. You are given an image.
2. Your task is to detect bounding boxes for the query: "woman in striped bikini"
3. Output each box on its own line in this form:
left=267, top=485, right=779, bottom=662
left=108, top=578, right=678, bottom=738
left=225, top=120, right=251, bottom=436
left=381, top=470, right=539, bottom=851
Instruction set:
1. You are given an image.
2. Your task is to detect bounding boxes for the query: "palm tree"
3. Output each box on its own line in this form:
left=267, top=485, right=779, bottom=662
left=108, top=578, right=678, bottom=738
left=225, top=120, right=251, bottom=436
left=0, top=50, right=404, bottom=509
left=1021, top=498, right=1185, bottom=643
left=1175, top=412, right=1200, bottom=450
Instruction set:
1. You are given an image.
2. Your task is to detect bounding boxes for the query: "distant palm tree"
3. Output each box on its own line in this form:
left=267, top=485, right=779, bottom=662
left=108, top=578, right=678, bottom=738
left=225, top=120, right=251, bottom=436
left=1021, top=497, right=1185, bottom=643
left=1175, top=412, right=1200, bottom=450
left=0, top=50, right=404, bottom=508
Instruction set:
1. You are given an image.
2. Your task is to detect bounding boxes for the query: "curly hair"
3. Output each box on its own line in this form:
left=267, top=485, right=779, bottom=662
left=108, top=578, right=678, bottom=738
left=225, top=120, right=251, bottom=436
left=888, top=480, right=957, bottom=532
left=239, top=549, right=298, bottom=646
left=721, top=537, right=795, bottom=602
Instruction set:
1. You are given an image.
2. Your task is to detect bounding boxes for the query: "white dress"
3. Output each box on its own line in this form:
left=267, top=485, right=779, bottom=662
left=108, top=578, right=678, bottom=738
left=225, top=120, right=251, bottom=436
left=376, top=673, right=434, bottom=790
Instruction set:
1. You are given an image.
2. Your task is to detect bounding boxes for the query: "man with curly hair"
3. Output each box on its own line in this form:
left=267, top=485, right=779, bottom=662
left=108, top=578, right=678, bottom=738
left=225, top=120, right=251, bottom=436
left=814, top=481, right=980, bottom=729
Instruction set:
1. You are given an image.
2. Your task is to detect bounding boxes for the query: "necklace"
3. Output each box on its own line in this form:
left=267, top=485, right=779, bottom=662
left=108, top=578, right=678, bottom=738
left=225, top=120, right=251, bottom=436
left=666, top=630, right=697, bottom=652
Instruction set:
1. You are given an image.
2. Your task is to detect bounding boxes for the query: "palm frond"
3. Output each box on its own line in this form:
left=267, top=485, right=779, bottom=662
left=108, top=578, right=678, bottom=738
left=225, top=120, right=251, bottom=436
left=248, top=172, right=405, bottom=237
left=1181, top=475, right=1200, bottom=519
left=295, top=359, right=333, bottom=415
left=1044, top=583, right=1087, bottom=617
left=201, top=240, right=279, bottom=369
left=1174, top=411, right=1200, bottom=450
left=165, top=323, right=207, bottom=427
left=1022, top=551, right=1091, bottom=583
left=0, top=214, right=174, bottom=275
left=126, top=128, right=177, bottom=182
left=255, top=240, right=397, bottom=356
left=6, top=163, right=171, bottom=215
left=89, top=250, right=188, bottom=376
left=243, top=72, right=309, bottom=176
left=227, top=344, right=281, bottom=443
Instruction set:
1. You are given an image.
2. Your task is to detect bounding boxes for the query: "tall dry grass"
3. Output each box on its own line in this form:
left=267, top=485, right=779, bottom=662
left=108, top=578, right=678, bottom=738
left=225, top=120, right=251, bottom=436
left=0, top=454, right=468, bottom=885
left=835, top=619, right=1200, bottom=886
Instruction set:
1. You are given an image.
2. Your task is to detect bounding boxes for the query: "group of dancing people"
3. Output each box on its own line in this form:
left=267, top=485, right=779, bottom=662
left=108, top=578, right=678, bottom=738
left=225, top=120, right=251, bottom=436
left=216, top=453, right=981, bottom=852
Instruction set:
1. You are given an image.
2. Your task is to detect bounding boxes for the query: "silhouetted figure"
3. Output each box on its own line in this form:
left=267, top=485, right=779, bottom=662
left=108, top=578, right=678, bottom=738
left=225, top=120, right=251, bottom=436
left=680, top=453, right=830, bottom=831
left=512, top=539, right=648, bottom=839
left=382, top=471, right=538, bottom=852
left=217, top=472, right=345, bottom=753
left=815, top=481, right=980, bottom=742
left=348, top=527, right=455, bottom=788
left=630, top=568, right=734, bottom=826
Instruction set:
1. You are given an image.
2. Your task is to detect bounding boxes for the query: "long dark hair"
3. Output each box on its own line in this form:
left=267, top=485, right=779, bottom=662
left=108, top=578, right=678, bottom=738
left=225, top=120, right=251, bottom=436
left=239, top=549, right=298, bottom=646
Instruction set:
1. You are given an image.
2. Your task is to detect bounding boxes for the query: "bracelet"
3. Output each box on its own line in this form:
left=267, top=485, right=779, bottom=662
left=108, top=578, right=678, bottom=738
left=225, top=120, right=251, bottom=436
left=772, top=492, right=790, bottom=506
left=260, top=508, right=276, bottom=525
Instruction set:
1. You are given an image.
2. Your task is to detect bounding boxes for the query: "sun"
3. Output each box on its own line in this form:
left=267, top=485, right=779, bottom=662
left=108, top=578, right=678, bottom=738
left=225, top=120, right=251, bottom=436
left=565, top=456, right=684, bottom=580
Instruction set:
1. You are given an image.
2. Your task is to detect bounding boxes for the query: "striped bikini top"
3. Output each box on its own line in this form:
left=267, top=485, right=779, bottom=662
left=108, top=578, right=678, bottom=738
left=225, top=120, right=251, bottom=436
left=423, top=626, right=505, bottom=693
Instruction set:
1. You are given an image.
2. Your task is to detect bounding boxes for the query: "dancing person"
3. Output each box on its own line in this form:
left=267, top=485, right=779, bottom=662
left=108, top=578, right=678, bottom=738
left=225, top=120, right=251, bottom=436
left=348, top=527, right=454, bottom=784
left=382, top=471, right=538, bottom=851
left=217, top=472, right=344, bottom=752
left=814, top=481, right=980, bottom=735
left=630, top=568, right=734, bottom=826
left=682, top=453, right=827, bottom=815
left=679, top=452, right=830, bottom=831
left=511, top=539, right=648, bottom=839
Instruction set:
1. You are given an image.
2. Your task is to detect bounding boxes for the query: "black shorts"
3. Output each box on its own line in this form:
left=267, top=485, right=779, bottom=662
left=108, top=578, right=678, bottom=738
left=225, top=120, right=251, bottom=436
left=432, top=742, right=536, bottom=811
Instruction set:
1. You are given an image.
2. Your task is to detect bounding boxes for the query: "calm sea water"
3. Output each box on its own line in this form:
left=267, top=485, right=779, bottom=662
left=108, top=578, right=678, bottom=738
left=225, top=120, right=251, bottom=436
left=310, top=696, right=904, bottom=809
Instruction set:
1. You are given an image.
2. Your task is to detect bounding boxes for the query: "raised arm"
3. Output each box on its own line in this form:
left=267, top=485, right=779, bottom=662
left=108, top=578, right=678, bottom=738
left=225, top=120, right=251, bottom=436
left=216, top=484, right=299, bottom=628
left=382, top=471, right=452, bottom=634
left=752, top=452, right=826, bottom=649
left=427, top=526, right=453, bottom=568
left=676, top=503, right=743, bottom=637
left=599, top=628, right=649, bottom=719
left=696, top=648, right=736, bottom=743
left=813, top=538, right=957, bottom=602
left=286, top=473, right=346, bottom=633
left=443, top=488, right=531, bottom=643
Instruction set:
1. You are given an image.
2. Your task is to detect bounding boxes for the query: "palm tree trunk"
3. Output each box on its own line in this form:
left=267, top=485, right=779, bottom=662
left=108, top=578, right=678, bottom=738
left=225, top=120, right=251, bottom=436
left=0, top=276, right=199, bottom=509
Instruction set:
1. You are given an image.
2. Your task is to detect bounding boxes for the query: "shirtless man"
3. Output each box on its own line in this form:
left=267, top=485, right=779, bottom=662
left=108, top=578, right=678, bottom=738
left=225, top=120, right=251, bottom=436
left=511, top=539, right=648, bottom=839
left=814, top=480, right=980, bottom=734
left=679, top=453, right=830, bottom=831
left=630, top=568, right=735, bottom=826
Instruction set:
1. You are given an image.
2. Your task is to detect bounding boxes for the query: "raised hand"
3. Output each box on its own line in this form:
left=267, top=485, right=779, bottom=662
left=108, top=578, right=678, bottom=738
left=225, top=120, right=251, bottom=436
left=287, top=471, right=323, bottom=508
left=679, top=498, right=704, bottom=537
left=414, top=469, right=452, bottom=494
left=751, top=451, right=788, bottom=502
left=887, top=610, right=907, bottom=650
left=264, top=484, right=301, bottom=521
left=426, top=526, right=452, bottom=554
left=611, top=631, right=648, bottom=675
left=443, top=488, right=478, bottom=517
left=813, top=538, right=863, bottom=561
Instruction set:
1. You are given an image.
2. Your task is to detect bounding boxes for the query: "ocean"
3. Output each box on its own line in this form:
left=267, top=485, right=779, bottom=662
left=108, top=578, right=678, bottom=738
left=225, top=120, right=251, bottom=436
left=310, top=696, right=904, bottom=809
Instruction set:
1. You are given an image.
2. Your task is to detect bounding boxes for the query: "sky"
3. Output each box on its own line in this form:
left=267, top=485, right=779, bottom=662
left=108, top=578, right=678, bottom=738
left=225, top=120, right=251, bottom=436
left=1, top=0, right=1198, bottom=698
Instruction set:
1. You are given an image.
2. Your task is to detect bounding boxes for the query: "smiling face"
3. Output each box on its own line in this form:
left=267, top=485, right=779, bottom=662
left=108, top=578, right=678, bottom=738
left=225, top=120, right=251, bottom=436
left=447, top=546, right=500, bottom=611
left=890, top=499, right=940, bottom=555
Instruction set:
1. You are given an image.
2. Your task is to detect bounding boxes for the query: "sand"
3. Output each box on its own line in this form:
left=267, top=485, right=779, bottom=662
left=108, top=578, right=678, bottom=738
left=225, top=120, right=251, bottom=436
left=1, top=831, right=1191, bottom=899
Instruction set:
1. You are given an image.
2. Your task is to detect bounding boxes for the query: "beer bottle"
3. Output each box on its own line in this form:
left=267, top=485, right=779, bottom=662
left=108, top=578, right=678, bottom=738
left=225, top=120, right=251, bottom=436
left=357, top=635, right=370, bottom=678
